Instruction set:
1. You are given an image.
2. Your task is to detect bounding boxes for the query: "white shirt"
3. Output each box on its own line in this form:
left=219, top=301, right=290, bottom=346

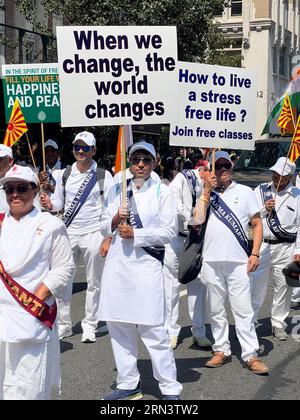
left=170, top=170, right=203, bottom=234
left=254, top=182, right=300, bottom=253
left=203, top=182, right=261, bottom=263
left=99, top=178, right=177, bottom=325
left=0, top=208, right=74, bottom=342
left=50, top=160, right=114, bottom=235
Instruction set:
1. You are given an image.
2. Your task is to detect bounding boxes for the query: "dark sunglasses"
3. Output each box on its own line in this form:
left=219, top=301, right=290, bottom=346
left=73, top=144, right=93, bottom=152
left=3, top=184, right=32, bottom=194
left=130, top=157, right=154, bottom=165
left=215, top=162, right=232, bottom=171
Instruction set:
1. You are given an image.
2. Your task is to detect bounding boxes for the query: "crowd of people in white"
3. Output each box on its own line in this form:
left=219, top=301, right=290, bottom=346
left=0, top=132, right=300, bottom=400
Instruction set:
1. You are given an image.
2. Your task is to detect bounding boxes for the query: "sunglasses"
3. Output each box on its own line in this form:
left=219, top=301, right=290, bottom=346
left=73, top=144, right=93, bottom=153
left=3, top=184, right=33, bottom=194
left=130, top=157, right=154, bottom=165
left=215, top=162, right=232, bottom=171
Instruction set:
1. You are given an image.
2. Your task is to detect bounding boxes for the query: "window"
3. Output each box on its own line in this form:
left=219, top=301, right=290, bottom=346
left=273, top=47, right=278, bottom=74
left=231, top=0, right=243, bottom=16
left=279, top=47, right=287, bottom=76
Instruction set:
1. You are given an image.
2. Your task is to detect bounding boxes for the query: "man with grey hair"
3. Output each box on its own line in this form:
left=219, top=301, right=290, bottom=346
left=252, top=157, right=300, bottom=340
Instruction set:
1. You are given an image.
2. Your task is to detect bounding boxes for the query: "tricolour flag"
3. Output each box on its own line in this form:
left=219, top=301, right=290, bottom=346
left=289, top=115, right=300, bottom=162
left=277, top=94, right=294, bottom=134
left=262, top=66, right=300, bottom=135
left=115, top=125, right=133, bottom=174
left=3, top=99, right=28, bottom=147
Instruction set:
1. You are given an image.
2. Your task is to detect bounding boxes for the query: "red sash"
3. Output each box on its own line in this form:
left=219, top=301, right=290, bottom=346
left=0, top=261, right=57, bottom=329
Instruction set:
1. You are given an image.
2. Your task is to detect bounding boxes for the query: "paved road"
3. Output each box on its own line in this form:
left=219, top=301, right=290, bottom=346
left=58, top=265, right=300, bottom=400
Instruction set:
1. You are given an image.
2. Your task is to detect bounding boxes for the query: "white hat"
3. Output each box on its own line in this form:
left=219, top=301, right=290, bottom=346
left=209, top=150, right=232, bottom=164
left=45, top=139, right=58, bottom=150
left=0, top=164, right=38, bottom=186
left=0, top=144, right=13, bottom=158
left=270, top=157, right=296, bottom=176
left=128, top=141, right=156, bottom=159
left=73, top=131, right=96, bottom=147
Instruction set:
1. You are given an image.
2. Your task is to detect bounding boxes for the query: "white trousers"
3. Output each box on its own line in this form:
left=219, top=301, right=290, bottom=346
left=107, top=321, right=183, bottom=396
left=292, top=288, right=300, bottom=303
left=251, top=242, right=293, bottom=329
left=0, top=335, right=60, bottom=400
left=57, top=230, right=105, bottom=332
left=201, top=261, right=258, bottom=361
left=163, top=235, right=207, bottom=337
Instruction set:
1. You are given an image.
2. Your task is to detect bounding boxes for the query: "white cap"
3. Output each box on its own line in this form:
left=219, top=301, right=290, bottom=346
left=0, top=164, right=38, bottom=186
left=0, top=144, right=13, bottom=158
left=73, top=131, right=96, bottom=147
left=45, top=139, right=58, bottom=150
left=209, top=150, right=232, bottom=164
left=128, top=141, right=156, bottom=159
left=270, top=157, right=296, bottom=176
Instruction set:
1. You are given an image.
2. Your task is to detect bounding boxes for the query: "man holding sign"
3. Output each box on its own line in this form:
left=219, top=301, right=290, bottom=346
left=99, top=142, right=182, bottom=400
left=193, top=151, right=269, bottom=375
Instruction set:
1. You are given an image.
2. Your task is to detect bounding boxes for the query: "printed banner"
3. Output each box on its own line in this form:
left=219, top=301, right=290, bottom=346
left=56, top=26, right=178, bottom=127
left=2, top=63, right=60, bottom=123
left=169, top=62, right=257, bottom=150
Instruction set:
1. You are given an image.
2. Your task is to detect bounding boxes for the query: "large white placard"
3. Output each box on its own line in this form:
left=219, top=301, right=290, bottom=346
left=56, top=26, right=177, bottom=127
left=169, top=62, right=257, bottom=150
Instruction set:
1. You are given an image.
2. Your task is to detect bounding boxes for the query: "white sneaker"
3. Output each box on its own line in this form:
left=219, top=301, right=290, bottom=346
left=192, top=335, right=212, bottom=348
left=81, top=329, right=96, bottom=343
left=58, top=326, right=73, bottom=340
left=170, top=336, right=178, bottom=349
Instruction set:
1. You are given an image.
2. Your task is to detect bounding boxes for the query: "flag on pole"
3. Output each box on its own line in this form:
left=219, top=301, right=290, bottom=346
left=115, top=125, right=133, bottom=174
left=277, top=94, right=294, bottom=134
left=3, top=99, right=28, bottom=147
left=261, top=66, right=300, bottom=135
left=289, top=115, right=300, bottom=162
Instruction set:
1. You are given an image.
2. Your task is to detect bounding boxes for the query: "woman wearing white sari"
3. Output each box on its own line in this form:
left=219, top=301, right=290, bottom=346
left=0, top=165, right=74, bottom=400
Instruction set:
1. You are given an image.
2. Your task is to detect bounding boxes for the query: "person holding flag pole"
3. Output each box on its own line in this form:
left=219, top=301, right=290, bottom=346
left=251, top=116, right=300, bottom=340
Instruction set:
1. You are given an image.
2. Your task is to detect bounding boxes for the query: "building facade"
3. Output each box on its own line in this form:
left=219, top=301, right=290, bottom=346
left=1, top=0, right=62, bottom=65
left=217, top=0, right=300, bottom=138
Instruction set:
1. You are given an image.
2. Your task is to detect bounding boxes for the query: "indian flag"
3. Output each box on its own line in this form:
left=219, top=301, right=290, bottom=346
left=261, top=66, right=300, bottom=135
left=115, top=125, right=133, bottom=174
left=3, top=99, right=28, bottom=147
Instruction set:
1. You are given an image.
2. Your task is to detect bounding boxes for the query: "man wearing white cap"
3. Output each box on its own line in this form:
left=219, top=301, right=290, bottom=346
left=193, top=151, right=269, bottom=375
left=40, top=139, right=66, bottom=198
left=100, top=141, right=182, bottom=400
left=40, top=131, right=113, bottom=343
left=0, top=144, right=14, bottom=212
left=0, top=164, right=74, bottom=399
left=252, top=157, right=300, bottom=341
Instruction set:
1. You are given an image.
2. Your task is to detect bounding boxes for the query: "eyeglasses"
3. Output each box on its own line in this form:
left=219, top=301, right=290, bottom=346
left=3, top=184, right=32, bottom=195
left=73, top=144, right=93, bottom=153
left=215, top=162, right=232, bottom=171
left=130, top=157, right=154, bottom=165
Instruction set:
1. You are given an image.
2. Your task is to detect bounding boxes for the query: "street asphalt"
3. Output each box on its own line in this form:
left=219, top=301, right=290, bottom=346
left=57, top=264, right=300, bottom=400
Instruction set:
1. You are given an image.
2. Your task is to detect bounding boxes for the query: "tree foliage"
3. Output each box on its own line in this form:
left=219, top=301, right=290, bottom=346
left=12, top=0, right=239, bottom=155
left=15, top=0, right=236, bottom=65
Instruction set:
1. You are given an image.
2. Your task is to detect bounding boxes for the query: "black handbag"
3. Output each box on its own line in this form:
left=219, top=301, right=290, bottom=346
left=178, top=210, right=209, bottom=285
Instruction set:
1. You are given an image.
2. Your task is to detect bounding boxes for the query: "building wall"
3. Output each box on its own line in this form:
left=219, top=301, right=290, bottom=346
left=217, top=0, right=300, bottom=138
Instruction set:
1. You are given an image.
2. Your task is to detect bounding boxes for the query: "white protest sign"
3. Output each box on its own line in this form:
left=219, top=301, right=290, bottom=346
left=56, top=26, right=177, bottom=127
left=169, top=62, right=257, bottom=150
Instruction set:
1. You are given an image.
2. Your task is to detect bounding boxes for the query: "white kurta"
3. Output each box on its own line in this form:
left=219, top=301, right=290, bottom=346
left=99, top=178, right=177, bottom=325
left=0, top=208, right=74, bottom=342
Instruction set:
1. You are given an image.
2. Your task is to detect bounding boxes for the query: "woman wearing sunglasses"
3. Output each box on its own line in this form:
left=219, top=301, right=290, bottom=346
left=193, top=151, right=269, bottom=376
left=0, top=164, right=74, bottom=399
